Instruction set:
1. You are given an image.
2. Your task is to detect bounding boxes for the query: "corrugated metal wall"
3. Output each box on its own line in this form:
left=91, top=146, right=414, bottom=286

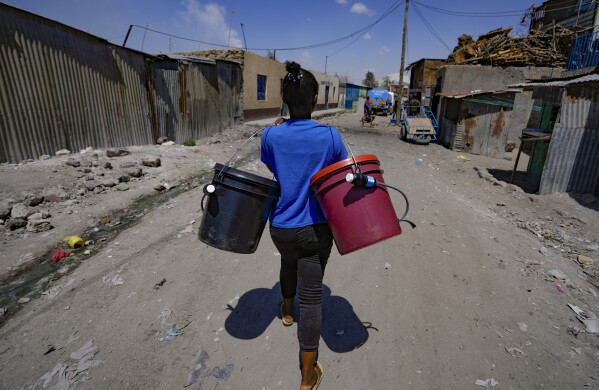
left=0, top=5, right=151, bottom=162
left=0, top=4, right=243, bottom=163
left=540, top=83, right=599, bottom=195
left=439, top=94, right=514, bottom=158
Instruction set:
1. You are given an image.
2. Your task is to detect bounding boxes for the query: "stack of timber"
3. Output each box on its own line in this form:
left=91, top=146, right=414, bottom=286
left=447, top=26, right=576, bottom=67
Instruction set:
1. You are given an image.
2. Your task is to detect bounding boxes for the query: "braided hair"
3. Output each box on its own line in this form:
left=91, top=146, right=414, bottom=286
left=282, top=61, right=319, bottom=114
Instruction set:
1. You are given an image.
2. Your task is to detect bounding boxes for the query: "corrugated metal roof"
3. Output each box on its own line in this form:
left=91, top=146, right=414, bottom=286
left=508, top=73, right=599, bottom=87
left=437, top=89, right=521, bottom=98
left=158, top=54, right=216, bottom=65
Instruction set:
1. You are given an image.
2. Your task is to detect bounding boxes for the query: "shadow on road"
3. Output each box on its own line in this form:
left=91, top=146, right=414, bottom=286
left=224, top=283, right=373, bottom=353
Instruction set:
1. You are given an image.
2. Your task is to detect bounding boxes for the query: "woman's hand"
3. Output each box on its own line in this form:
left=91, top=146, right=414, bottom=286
left=274, top=117, right=287, bottom=126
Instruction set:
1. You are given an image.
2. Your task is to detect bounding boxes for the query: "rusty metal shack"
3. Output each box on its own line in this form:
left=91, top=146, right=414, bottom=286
left=510, top=73, right=599, bottom=195
left=436, top=90, right=520, bottom=159
left=0, top=3, right=242, bottom=163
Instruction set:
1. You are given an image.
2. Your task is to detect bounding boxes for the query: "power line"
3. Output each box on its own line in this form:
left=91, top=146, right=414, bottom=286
left=413, top=1, right=528, bottom=17
left=124, top=1, right=404, bottom=52
left=414, top=0, right=590, bottom=18
left=412, top=2, right=452, bottom=52
left=327, top=0, right=405, bottom=56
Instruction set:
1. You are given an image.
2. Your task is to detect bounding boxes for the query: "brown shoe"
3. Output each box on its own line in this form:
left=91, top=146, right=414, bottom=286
left=279, top=301, right=293, bottom=326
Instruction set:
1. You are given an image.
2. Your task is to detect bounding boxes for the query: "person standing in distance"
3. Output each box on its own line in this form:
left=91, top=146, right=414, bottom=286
left=261, top=61, right=348, bottom=389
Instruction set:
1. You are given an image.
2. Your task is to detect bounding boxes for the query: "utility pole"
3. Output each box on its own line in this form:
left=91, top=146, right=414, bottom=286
left=227, top=9, right=235, bottom=47
left=397, top=0, right=409, bottom=120
left=325, top=56, right=328, bottom=74
left=141, top=23, right=150, bottom=52
left=240, top=22, right=248, bottom=51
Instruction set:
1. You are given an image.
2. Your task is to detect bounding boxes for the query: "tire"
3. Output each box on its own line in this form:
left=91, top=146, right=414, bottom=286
left=413, top=135, right=431, bottom=145
left=399, top=125, right=407, bottom=141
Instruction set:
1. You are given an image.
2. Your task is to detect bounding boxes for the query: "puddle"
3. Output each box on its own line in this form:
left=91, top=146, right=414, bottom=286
left=0, top=149, right=262, bottom=326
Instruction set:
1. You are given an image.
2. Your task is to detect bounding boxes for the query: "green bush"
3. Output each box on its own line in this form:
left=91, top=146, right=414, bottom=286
left=183, top=138, right=196, bottom=147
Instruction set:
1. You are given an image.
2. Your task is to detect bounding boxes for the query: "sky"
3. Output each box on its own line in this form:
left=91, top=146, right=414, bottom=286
left=5, top=0, right=536, bottom=84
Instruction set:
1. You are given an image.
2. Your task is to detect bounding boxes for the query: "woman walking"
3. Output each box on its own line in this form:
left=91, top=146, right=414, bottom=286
left=260, top=61, right=348, bottom=389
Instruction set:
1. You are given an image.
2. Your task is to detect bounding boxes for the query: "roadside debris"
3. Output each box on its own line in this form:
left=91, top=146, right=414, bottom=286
left=31, top=340, right=102, bottom=389
left=66, top=235, right=84, bottom=249
left=567, top=304, right=599, bottom=334
left=185, top=351, right=209, bottom=387
left=475, top=378, right=498, bottom=387
left=457, top=155, right=471, bottom=162
left=154, top=278, right=167, bottom=290
left=447, top=26, right=575, bottom=67
left=505, top=346, right=526, bottom=358
left=577, top=254, right=594, bottom=266
left=51, top=248, right=73, bottom=263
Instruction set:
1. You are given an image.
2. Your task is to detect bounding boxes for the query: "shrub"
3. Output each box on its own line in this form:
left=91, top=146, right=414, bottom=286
left=183, top=138, right=196, bottom=147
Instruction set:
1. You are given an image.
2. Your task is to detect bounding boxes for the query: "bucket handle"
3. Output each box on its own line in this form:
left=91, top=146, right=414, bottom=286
left=338, top=133, right=361, bottom=175
left=200, top=184, right=216, bottom=212
left=215, top=128, right=263, bottom=184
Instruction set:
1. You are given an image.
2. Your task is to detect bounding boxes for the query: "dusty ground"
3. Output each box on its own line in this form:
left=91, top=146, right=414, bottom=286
left=0, top=111, right=598, bottom=389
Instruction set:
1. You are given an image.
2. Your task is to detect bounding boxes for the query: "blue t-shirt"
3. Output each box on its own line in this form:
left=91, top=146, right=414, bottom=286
left=261, top=119, right=348, bottom=228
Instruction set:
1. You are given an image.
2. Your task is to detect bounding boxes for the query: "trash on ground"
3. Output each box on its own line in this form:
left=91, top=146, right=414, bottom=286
left=102, top=274, right=124, bottom=285
left=160, top=324, right=182, bottom=341
left=505, top=346, right=526, bottom=358
left=475, top=378, right=498, bottom=387
left=32, top=340, right=101, bottom=389
left=547, top=269, right=568, bottom=281
left=577, top=254, right=593, bottom=266
left=457, top=155, right=471, bottom=162
left=567, top=303, right=599, bottom=334
left=185, top=350, right=209, bottom=387
left=154, top=278, right=167, bottom=290
left=384, top=262, right=391, bottom=269
left=17, top=297, right=31, bottom=304
left=66, top=235, right=84, bottom=249
left=517, top=322, right=528, bottom=332
left=51, top=248, right=72, bottom=262
left=556, top=284, right=565, bottom=294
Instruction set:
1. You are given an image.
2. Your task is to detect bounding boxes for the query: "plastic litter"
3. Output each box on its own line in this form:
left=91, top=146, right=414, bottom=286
left=475, top=378, right=498, bottom=387
left=384, top=262, right=391, bottom=269
left=457, top=155, right=471, bottom=162
left=51, top=248, right=72, bottom=262
left=415, top=159, right=423, bottom=166
left=66, top=235, right=84, bottom=249
left=160, top=324, right=181, bottom=341
left=567, top=303, right=599, bottom=334
left=556, top=284, right=565, bottom=293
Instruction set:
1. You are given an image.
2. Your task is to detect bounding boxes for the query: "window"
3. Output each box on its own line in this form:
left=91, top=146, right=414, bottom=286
left=257, top=75, right=267, bottom=101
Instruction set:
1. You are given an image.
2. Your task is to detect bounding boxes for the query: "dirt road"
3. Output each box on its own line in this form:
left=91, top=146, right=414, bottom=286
left=1, top=113, right=598, bottom=389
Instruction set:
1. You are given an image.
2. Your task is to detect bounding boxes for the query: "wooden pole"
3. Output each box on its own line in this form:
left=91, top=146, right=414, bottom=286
left=396, top=0, right=409, bottom=120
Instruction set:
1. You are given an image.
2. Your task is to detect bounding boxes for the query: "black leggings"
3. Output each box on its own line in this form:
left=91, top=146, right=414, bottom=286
left=270, top=224, right=333, bottom=352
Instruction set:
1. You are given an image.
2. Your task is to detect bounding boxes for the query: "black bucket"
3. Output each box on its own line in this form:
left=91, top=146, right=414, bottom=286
left=199, top=163, right=280, bottom=254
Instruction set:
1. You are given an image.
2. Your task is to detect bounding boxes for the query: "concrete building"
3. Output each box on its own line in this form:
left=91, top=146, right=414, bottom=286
left=185, top=49, right=340, bottom=121
left=406, top=58, right=446, bottom=109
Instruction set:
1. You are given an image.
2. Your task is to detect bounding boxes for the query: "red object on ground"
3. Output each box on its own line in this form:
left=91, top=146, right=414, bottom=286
left=310, top=154, right=402, bottom=255
left=51, top=248, right=72, bottom=262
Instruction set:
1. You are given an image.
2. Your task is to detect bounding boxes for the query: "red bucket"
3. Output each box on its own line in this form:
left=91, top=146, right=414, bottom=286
left=310, top=154, right=401, bottom=255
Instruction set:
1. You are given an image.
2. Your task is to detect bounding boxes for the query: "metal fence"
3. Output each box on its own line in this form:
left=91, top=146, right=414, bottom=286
left=0, top=4, right=241, bottom=163
left=540, top=83, right=599, bottom=195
